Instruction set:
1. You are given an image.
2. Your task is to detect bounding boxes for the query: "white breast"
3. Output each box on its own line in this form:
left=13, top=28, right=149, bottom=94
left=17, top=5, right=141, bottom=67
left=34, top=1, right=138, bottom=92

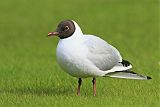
left=56, top=39, right=86, bottom=77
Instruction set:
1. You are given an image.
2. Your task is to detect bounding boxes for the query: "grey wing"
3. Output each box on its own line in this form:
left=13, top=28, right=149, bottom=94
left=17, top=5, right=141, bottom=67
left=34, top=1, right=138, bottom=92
left=83, top=35, right=122, bottom=71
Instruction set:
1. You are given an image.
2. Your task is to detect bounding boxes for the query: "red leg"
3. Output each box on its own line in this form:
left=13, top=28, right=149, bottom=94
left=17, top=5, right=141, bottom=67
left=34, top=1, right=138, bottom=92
left=77, top=78, right=82, bottom=96
left=92, top=77, right=96, bottom=96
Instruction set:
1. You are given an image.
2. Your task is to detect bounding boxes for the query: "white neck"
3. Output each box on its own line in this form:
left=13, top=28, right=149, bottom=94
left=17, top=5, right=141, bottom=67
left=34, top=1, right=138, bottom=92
left=72, top=20, right=83, bottom=36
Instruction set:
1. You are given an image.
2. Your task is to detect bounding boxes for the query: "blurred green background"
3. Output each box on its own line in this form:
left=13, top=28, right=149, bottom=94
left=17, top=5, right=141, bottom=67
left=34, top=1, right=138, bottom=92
left=0, top=0, right=159, bottom=107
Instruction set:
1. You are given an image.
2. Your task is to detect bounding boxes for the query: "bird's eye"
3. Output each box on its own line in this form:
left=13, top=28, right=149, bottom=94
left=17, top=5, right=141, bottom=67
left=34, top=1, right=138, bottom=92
left=64, top=26, right=69, bottom=31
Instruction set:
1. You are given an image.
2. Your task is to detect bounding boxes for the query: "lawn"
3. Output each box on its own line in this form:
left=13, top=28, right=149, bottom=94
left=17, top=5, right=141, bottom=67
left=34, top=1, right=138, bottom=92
left=0, top=0, right=159, bottom=107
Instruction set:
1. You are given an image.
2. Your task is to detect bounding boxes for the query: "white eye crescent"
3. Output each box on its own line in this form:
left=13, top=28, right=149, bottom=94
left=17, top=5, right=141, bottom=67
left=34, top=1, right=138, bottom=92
left=64, top=26, right=69, bottom=31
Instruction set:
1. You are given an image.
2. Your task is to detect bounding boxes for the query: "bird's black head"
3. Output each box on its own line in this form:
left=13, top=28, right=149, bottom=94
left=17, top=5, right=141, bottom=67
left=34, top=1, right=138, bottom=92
left=48, top=20, right=75, bottom=39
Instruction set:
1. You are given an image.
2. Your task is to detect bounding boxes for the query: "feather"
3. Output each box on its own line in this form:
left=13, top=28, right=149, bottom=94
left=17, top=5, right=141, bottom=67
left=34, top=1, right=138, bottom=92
left=105, top=70, right=151, bottom=80
left=84, top=35, right=122, bottom=71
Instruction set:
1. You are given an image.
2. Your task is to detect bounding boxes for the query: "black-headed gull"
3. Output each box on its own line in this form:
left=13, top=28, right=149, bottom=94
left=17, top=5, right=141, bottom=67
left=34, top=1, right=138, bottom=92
left=48, top=20, right=151, bottom=96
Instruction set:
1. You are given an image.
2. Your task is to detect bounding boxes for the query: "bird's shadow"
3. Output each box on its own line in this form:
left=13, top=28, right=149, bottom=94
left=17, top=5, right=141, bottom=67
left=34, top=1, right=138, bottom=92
left=0, top=86, right=74, bottom=96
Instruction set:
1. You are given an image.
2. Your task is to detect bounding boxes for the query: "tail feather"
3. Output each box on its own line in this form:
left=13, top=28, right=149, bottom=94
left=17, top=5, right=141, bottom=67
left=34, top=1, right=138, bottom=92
left=105, top=70, right=151, bottom=80
left=104, top=60, right=151, bottom=80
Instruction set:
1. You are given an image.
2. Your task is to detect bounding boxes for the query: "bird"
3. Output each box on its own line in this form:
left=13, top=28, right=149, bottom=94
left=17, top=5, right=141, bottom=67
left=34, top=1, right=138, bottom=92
left=47, top=20, right=151, bottom=96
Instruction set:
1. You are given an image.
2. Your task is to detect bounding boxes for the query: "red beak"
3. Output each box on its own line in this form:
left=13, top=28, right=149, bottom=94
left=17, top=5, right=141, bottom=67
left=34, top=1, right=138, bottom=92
left=47, top=32, right=59, bottom=37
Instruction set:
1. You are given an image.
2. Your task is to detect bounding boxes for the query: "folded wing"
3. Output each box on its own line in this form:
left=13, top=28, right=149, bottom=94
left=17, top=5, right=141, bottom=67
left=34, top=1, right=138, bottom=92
left=83, top=35, right=122, bottom=71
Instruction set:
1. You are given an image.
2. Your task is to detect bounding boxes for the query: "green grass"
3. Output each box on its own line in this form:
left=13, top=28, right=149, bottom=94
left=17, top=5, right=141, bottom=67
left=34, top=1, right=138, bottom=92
left=0, top=0, right=159, bottom=107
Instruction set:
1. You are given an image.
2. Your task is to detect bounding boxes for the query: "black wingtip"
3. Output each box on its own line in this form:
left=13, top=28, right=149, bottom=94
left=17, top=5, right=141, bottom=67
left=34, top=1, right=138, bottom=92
left=147, top=76, right=152, bottom=79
